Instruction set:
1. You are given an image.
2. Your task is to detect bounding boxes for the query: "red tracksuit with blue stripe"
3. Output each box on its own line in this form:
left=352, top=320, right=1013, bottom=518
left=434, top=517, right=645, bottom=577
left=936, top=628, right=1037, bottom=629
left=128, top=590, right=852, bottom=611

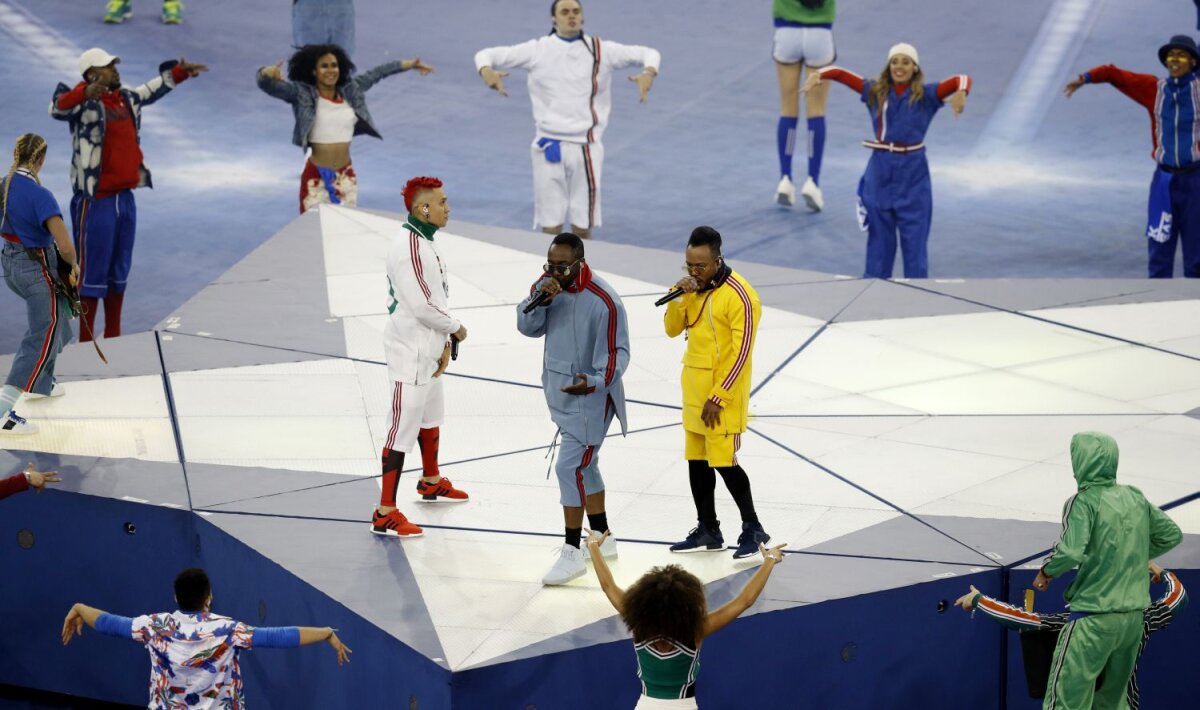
left=820, top=67, right=971, bottom=278
left=1083, top=65, right=1200, bottom=277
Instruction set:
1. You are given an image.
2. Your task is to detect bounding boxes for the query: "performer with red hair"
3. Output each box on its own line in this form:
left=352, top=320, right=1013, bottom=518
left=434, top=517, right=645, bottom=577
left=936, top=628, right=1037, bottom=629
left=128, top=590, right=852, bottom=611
left=371, top=176, right=470, bottom=539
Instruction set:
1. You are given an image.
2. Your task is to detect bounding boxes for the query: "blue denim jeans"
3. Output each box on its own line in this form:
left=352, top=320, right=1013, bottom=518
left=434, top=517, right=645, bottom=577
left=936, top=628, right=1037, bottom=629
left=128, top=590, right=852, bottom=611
left=2, top=243, right=73, bottom=395
left=293, top=0, right=355, bottom=56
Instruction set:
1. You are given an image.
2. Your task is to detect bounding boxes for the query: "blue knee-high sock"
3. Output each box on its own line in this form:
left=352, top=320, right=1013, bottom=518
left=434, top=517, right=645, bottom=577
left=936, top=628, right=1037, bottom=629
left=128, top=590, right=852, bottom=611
left=807, top=116, right=826, bottom=185
left=777, top=116, right=799, bottom=179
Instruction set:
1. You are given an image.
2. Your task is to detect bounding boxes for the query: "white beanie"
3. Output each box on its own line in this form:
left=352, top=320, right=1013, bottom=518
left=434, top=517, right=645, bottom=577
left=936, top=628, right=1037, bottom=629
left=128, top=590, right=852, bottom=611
left=887, top=42, right=919, bottom=67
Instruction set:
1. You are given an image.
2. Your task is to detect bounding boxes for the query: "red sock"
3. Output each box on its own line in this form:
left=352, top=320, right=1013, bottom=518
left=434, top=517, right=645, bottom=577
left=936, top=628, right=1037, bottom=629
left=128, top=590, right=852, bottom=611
left=79, top=297, right=99, bottom=342
left=380, top=448, right=404, bottom=507
left=103, top=292, right=124, bottom=339
left=418, top=427, right=440, bottom=478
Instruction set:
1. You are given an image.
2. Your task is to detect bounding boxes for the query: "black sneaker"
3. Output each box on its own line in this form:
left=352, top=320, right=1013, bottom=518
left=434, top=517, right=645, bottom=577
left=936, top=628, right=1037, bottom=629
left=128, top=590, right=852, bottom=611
left=669, top=521, right=724, bottom=553
left=732, top=521, right=771, bottom=559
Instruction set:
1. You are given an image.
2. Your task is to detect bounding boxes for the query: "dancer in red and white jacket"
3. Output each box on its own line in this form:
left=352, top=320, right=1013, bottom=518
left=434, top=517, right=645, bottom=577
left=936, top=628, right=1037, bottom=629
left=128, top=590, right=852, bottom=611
left=371, top=177, right=470, bottom=539
left=474, top=0, right=660, bottom=240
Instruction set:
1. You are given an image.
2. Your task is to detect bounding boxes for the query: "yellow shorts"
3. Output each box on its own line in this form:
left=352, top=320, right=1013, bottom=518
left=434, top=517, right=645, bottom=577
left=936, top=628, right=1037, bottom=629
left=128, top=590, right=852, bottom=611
left=684, top=429, right=743, bottom=468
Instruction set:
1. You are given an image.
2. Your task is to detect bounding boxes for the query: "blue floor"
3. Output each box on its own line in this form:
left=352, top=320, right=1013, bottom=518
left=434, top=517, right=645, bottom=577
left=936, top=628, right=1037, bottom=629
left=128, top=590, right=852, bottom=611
left=0, top=0, right=1192, bottom=353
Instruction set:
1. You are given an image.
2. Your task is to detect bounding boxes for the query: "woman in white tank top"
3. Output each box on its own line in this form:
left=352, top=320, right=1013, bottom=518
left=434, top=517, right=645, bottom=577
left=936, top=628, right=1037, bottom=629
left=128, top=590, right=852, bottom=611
left=257, top=44, right=432, bottom=213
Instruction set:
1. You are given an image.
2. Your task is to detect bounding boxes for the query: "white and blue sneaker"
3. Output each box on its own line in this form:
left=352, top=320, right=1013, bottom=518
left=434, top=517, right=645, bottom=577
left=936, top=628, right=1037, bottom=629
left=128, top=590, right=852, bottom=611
left=1, top=410, right=37, bottom=435
left=542, top=544, right=586, bottom=586
left=669, top=521, right=724, bottom=553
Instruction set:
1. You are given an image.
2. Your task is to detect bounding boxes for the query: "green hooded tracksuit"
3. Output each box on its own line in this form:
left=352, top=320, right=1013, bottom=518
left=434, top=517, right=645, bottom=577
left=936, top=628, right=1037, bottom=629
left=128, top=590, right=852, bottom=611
left=1040, top=432, right=1182, bottom=709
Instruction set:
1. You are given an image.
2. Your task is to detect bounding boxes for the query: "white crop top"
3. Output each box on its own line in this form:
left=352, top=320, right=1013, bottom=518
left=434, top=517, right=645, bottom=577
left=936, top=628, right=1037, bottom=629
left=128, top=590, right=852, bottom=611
left=309, top=95, right=357, bottom=144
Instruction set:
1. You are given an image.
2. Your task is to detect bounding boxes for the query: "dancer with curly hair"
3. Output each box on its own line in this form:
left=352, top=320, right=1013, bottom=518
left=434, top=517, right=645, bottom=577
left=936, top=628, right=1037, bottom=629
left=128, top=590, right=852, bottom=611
left=587, top=529, right=785, bottom=708
left=257, top=44, right=432, bottom=213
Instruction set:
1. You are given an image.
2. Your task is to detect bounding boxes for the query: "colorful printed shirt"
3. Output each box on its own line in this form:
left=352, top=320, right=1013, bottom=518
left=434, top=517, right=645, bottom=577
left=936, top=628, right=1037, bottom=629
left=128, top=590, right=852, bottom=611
left=773, top=0, right=836, bottom=27
left=970, top=571, right=1187, bottom=709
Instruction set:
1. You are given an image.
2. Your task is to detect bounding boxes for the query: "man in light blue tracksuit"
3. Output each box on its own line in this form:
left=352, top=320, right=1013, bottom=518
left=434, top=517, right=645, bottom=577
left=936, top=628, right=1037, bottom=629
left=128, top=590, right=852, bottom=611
left=517, top=233, right=629, bottom=586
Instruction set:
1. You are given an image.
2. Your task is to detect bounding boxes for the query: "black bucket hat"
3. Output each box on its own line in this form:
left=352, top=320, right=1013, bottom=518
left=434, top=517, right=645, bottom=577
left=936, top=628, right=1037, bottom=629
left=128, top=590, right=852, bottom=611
left=1159, top=34, right=1199, bottom=67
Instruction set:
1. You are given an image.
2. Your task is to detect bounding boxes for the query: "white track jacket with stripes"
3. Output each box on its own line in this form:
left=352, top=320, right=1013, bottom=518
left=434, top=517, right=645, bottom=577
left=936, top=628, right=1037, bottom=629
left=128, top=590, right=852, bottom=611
left=474, top=33, right=660, bottom=144
left=384, top=220, right=461, bottom=385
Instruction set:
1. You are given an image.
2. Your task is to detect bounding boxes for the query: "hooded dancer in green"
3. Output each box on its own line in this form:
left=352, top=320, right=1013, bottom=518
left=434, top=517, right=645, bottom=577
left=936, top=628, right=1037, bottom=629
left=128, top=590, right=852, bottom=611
left=1034, top=432, right=1182, bottom=709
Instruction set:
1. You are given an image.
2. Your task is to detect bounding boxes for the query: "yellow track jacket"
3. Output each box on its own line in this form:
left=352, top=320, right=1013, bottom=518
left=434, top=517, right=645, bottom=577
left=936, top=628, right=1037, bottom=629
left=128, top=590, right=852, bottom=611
left=664, top=267, right=761, bottom=435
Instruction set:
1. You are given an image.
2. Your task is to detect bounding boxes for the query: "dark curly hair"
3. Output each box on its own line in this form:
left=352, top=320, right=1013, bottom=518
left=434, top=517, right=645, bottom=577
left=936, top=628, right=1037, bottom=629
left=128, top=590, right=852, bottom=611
left=621, top=565, right=707, bottom=646
left=287, top=44, right=356, bottom=87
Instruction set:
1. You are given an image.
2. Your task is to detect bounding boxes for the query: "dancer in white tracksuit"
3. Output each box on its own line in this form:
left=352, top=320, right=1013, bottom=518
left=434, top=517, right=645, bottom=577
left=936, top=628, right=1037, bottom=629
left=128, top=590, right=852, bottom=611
left=474, top=0, right=660, bottom=239
left=370, top=176, right=470, bottom=540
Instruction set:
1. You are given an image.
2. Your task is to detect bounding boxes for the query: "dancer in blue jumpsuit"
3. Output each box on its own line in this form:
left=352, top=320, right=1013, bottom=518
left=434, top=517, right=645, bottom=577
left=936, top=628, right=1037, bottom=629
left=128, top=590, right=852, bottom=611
left=806, top=43, right=971, bottom=278
left=517, top=233, right=630, bottom=586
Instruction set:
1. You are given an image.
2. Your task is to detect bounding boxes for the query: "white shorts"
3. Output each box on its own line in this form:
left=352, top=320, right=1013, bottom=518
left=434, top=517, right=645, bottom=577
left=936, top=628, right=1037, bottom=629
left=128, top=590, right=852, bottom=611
left=383, top=378, right=444, bottom=453
left=772, top=26, right=835, bottom=67
left=531, top=139, right=604, bottom=230
left=635, top=696, right=698, bottom=709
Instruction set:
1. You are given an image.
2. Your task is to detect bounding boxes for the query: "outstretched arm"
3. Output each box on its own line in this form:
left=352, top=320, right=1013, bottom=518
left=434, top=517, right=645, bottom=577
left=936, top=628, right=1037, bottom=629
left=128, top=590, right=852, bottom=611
left=475, top=40, right=538, bottom=97
left=934, top=74, right=972, bottom=116
left=585, top=530, right=625, bottom=613
left=257, top=60, right=300, bottom=102
left=804, top=66, right=866, bottom=94
left=353, top=60, right=416, bottom=93
left=61, top=603, right=108, bottom=645
left=1064, top=65, right=1158, bottom=109
left=955, top=585, right=1065, bottom=632
left=701, top=544, right=785, bottom=640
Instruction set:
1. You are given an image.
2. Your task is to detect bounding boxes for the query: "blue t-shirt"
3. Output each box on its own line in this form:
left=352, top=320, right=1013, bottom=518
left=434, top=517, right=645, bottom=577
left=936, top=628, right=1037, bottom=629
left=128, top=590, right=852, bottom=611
left=0, top=171, right=61, bottom=248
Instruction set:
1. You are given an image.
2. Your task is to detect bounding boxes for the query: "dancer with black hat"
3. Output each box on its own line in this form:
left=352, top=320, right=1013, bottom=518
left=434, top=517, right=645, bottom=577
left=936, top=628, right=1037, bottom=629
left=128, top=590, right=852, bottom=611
left=1065, top=35, right=1200, bottom=277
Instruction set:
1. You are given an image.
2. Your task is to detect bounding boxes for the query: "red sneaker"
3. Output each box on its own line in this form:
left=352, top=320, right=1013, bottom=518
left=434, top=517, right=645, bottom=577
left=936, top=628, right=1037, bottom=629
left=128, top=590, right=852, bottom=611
left=416, top=476, right=469, bottom=503
left=371, top=509, right=423, bottom=538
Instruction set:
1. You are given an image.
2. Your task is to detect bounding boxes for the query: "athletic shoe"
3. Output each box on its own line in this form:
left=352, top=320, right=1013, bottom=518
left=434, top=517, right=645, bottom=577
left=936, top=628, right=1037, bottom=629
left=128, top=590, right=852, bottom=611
left=582, top=533, right=618, bottom=561
left=161, top=0, right=183, bottom=24
left=775, top=176, right=796, bottom=207
left=370, top=509, right=423, bottom=538
left=800, top=177, right=824, bottom=212
left=416, top=476, right=469, bottom=503
left=732, top=521, right=771, bottom=559
left=1, top=410, right=37, bottom=435
left=669, top=521, right=724, bottom=553
left=24, top=382, right=65, bottom=400
left=103, top=0, right=132, bottom=23
left=542, top=544, right=586, bottom=585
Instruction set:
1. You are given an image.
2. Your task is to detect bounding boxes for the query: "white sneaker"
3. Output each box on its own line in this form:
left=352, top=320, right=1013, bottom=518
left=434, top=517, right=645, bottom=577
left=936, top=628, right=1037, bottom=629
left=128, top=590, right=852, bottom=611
left=542, top=544, right=586, bottom=586
left=24, top=383, right=65, bottom=401
left=775, top=176, right=796, bottom=207
left=582, top=534, right=619, bottom=561
left=1, top=410, right=37, bottom=435
left=800, top=177, right=824, bottom=212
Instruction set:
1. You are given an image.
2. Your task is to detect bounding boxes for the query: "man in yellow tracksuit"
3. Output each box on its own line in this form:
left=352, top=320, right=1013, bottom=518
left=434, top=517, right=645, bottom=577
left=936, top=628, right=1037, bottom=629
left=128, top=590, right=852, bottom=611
left=663, top=226, right=772, bottom=559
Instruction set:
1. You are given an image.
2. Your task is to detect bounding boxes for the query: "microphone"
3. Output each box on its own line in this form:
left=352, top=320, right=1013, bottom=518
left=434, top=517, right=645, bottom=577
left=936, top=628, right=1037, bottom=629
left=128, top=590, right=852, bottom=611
left=523, top=289, right=553, bottom=314
left=449, top=334, right=460, bottom=361
left=654, top=288, right=685, bottom=307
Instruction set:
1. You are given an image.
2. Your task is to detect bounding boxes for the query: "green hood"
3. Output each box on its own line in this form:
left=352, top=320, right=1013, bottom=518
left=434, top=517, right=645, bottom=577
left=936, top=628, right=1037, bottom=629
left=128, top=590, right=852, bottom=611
left=1069, top=431, right=1118, bottom=490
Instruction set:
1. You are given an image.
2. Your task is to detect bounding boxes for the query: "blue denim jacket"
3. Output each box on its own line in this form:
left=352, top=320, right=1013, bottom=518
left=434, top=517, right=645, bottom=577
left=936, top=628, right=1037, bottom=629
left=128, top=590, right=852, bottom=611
left=256, top=60, right=407, bottom=148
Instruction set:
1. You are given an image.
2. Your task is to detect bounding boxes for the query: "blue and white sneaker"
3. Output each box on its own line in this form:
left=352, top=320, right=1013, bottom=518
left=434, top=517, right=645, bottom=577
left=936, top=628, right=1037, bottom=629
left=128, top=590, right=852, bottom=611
left=1, top=410, right=37, bottom=435
left=669, top=521, right=724, bottom=553
left=732, top=521, right=771, bottom=559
